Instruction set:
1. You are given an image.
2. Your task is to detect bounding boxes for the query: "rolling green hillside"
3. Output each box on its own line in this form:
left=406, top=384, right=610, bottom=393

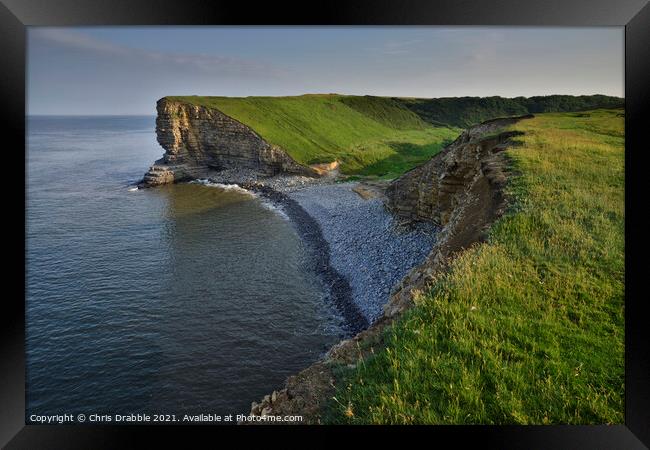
left=396, top=95, right=623, bottom=128
left=327, top=109, right=625, bottom=424
left=166, top=94, right=622, bottom=179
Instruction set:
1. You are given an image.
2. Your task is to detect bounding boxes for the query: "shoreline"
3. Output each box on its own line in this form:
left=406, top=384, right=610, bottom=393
left=242, top=182, right=370, bottom=335
left=202, top=173, right=438, bottom=335
left=141, top=170, right=369, bottom=333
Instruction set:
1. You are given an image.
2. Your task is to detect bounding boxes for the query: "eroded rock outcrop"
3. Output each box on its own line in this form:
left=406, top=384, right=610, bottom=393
left=244, top=114, right=534, bottom=424
left=142, top=98, right=318, bottom=186
left=386, top=115, right=532, bottom=226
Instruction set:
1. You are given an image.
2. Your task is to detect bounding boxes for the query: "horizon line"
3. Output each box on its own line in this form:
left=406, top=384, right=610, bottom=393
left=27, top=92, right=625, bottom=117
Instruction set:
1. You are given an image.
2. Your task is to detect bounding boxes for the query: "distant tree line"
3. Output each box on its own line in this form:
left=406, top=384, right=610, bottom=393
left=395, top=95, right=624, bottom=128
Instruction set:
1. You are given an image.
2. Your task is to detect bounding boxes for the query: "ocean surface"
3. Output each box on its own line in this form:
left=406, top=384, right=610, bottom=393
left=26, top=116, right=344, bottom=420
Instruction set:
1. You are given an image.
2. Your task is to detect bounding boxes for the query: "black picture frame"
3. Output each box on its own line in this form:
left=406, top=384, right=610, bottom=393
left=2, top=0, right=648, bottom=447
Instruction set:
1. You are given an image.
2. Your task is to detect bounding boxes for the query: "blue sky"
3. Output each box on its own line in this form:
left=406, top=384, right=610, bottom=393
left=27, top=27, right=624, bottom=115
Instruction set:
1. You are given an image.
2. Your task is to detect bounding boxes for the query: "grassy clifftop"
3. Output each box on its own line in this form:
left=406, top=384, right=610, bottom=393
left=166, top=94, right=460, bottom=178
left=327, top=109, right=625, bottom=424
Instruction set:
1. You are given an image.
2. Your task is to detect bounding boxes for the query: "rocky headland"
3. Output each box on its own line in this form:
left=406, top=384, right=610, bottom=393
left=141, top=98, right=319, bottom=187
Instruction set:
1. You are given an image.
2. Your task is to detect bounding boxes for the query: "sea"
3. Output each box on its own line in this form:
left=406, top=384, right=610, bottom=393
left=26, top=115, right=344, bottom=421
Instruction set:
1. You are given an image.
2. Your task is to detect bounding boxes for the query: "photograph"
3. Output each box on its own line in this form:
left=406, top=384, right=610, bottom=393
left=22, top=24, right=629, bottom=428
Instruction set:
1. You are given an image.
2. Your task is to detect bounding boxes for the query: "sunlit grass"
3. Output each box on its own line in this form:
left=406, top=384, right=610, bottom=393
left=326, top=109, right=624, bottom=424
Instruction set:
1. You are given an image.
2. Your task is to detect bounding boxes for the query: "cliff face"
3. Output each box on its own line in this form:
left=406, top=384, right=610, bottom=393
left=142, top=98, right=317, bottom=186
left=387, top=114, right=533, bottom=226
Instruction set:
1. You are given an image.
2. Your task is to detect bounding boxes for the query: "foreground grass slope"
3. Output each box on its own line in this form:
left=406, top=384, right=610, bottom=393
left=167, top=94, right=461, bottom=178
left=327, top=109, right=624, bottom=424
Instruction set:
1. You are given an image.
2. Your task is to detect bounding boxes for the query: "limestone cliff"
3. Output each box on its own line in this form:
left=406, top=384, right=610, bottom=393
left=142, top=98, right=318, bottom=186
left=386, top=114, right=533, bottom=226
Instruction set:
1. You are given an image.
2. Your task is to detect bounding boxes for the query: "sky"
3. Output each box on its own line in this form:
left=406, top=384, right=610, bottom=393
left=27, top=27, right=624, bottom=115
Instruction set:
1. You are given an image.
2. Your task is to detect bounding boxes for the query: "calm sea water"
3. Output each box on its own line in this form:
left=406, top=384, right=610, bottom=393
left=26, top=116, right=343, bottom=420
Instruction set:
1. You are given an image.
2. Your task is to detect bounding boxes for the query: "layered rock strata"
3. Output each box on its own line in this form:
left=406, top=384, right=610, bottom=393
left=142, top=98, right=318, bottom=186
left=386, top=114, right=532, bottom=225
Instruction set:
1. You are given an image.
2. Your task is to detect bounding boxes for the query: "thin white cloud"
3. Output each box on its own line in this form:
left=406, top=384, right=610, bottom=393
left=31, top=28, right=287, bottom=78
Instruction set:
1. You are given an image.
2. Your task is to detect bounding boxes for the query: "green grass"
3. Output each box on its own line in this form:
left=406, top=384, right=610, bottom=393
left=326, top=109, right=625, bottom=424
left=166, top=94, right=460, bottom=177
left=339, top=95, right=429, bottom=130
